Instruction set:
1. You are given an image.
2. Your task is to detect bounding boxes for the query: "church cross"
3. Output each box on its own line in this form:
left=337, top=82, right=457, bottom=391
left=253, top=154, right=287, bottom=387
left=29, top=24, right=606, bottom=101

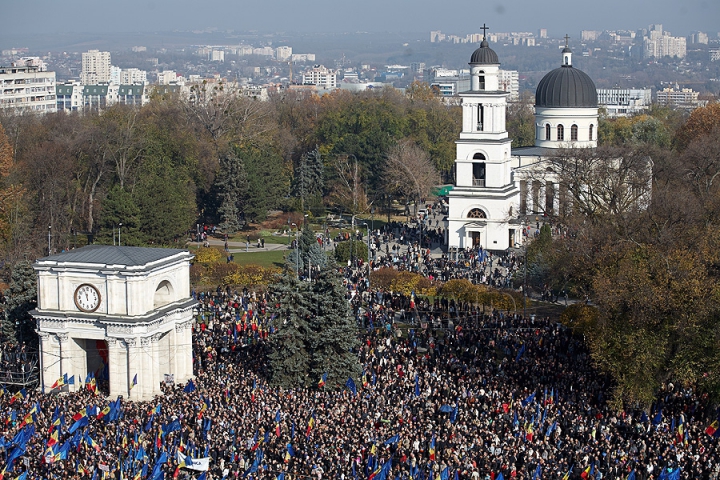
left=481, top=23, right=489, bottom=39
left=564, top=34, right=570, bottom=47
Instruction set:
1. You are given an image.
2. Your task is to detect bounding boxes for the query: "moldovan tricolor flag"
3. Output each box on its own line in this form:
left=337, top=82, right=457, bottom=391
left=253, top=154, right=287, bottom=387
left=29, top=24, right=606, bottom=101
left=705, top=420, right=719, bottom=437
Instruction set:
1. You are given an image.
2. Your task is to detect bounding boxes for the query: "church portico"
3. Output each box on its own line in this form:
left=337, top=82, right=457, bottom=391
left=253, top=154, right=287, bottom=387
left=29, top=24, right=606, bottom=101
left=32, top=246, right=195, bottom=401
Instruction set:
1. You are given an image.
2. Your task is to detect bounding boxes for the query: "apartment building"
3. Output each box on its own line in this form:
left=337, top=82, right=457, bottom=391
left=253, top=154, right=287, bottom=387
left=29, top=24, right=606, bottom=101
left=643, top=25, right=686, bottom=59
left=302, top=65, right=337, bottom=89
left=81, top=50, right=112, bottom=84
left=0, top=64, right=56, bottom=113
left=656, top=87, right=703, bottom=109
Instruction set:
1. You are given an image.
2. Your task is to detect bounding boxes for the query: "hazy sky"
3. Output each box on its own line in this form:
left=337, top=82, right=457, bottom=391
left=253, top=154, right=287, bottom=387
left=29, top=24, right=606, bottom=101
left=4, top=0, right=718, bottom=37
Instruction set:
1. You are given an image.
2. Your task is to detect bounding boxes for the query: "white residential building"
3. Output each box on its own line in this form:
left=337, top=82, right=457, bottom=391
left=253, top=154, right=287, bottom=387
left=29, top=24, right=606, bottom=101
left=498, top=70, right=519, bottom=101
left=0, top=64, right=56, bottom=113
left=291, top=53, right=315, bottom=62
left=643, top=25, right=686, bottom=59
left=656, top=87, right=703, bottom=109
left=211, top=49, right=225, bottom=62
left=253, top=47, right=275, bottom=57
left=302, top=65, right=337, bottom=89
left=56, top=82, right=84, bottom=111
left=158, top=70, right=182, bottom=85
left=597, top=88, right=652, bottom=117
left=81, top=50, right=112, bottom=85
left=276, top=46, right=292, bottom=61
left=120, top=68, right=147, bottom=85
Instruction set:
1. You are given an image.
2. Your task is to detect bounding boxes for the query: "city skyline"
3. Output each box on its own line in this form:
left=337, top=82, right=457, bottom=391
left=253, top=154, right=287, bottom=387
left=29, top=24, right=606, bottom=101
left=2, top=0, right=718, bottom=41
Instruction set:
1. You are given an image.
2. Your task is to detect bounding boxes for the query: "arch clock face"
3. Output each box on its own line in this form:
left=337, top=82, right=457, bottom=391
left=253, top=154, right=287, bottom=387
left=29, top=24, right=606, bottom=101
left=74, top=284, right=101, bottom=313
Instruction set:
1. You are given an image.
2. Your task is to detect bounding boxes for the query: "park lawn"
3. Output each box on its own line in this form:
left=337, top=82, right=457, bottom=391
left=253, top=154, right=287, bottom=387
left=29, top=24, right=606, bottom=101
left=232, top=250, right=287, bottom=269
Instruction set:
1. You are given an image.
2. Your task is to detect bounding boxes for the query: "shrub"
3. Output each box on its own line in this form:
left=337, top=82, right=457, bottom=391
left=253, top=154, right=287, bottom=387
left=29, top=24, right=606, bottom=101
left=194, top=247, right=222, bottom=265
left=224, top=264, right=282, bottom=288
left=190, top=264, right=207, bottom=285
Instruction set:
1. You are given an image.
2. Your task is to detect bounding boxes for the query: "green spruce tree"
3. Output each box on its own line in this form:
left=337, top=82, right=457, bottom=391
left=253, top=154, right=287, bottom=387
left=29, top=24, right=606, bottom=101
left=215, top=150, right=247, bottom=233
left=97, top=185, right=144, bottom=245
left=306, top=262, right=360, bottom=388
left=291, top=147, right=324, bottom=212
left=3, top=260, right=38, bottom=346
left=268, top=275, right=312, bottom=388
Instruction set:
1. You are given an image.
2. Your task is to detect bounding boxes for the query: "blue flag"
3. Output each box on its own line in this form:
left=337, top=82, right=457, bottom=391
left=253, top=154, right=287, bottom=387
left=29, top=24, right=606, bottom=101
left=450, top=405, right=458, bottom=423
left=184, top=380, right=196, bottom=393
left=414, top=374, right=420, bottom=397
left=383, top=434, right=399, bottom=445
left=345, top=377, right=357, bottom=396
left=521, top=392, right=536, bottom=407
left=68, top=416, right=89, bottom=434
left=515, top=344, right=525, bottom=362
left=653, top=410, right=663, bottom=426
left=658, top=468, right=681, bottom=480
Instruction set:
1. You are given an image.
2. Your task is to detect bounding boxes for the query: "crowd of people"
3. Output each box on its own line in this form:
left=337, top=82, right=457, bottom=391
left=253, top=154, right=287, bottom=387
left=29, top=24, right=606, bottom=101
left=0, top=280, right=718, bottom=480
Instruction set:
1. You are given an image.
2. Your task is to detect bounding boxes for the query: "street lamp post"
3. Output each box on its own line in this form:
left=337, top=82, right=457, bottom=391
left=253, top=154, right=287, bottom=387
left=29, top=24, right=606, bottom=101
left=118, top=223, right=122, bottom=246
left=47, top=225, right=51, bottom=255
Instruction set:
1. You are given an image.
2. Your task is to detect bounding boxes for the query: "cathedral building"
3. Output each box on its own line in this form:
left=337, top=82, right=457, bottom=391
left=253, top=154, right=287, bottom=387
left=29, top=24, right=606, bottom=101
left=446, top=34, right=598, bottom=251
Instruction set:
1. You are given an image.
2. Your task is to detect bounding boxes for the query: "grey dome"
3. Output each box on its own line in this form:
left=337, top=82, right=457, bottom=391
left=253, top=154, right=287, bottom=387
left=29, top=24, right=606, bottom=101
left=535, top=65, right=598, bottom=108
left=470, top=39, right=500, bottom=65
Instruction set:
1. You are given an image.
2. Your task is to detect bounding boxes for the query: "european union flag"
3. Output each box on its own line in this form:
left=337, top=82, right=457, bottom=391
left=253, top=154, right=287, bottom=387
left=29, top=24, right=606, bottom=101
left=345, top=377, right=357, bottom=396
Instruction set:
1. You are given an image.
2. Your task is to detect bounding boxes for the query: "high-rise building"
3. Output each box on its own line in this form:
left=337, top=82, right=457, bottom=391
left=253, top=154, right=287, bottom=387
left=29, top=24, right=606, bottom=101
left=538, top=28, right=548, bottom=39
left=81, top=50, right=112, bottom=85
left=0, top=63, right=56, bottom=113
left=581, top=30, right=601, bottom=42
left=643, top=25, right=686, bottom=59
left=276, top=46, right=293, bottom=62
left=688, top=32, right=709, bottom=44
left=498, top=70, right=519, bottom=101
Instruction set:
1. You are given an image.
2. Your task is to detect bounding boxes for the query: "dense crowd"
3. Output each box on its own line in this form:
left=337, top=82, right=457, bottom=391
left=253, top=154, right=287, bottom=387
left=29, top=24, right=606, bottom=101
left=0, top=283, right=718, bottom=480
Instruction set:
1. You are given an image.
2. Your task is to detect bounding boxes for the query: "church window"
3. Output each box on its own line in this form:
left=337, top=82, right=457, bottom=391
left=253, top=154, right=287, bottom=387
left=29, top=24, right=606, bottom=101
left=472, top=160, right=486, bottom=187
left=557, top=124, right=564, bottom=141
left=589, top=124, right=594, bottom=141
left=467, top=208, right=487, bottom=219
left=545, top=124, right=551, bottom=140
left=478, top=71, right=485, bottom=90
left=571, top=124, right=578, bottom=141
left=477, top=104, right=484, bottom=131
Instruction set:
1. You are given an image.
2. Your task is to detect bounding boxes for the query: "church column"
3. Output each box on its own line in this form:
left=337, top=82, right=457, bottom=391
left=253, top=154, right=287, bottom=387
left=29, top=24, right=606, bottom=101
left=463, top=103, right=473, bottom=132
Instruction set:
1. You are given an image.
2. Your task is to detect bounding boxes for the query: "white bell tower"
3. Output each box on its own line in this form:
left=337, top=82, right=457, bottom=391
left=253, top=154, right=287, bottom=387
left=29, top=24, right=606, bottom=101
left=447, top=25, right=520, bottom=252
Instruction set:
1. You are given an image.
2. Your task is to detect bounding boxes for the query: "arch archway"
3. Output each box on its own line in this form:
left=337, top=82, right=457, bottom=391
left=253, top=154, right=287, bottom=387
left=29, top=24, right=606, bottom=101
left=153, top=280, right=174, bottom=309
